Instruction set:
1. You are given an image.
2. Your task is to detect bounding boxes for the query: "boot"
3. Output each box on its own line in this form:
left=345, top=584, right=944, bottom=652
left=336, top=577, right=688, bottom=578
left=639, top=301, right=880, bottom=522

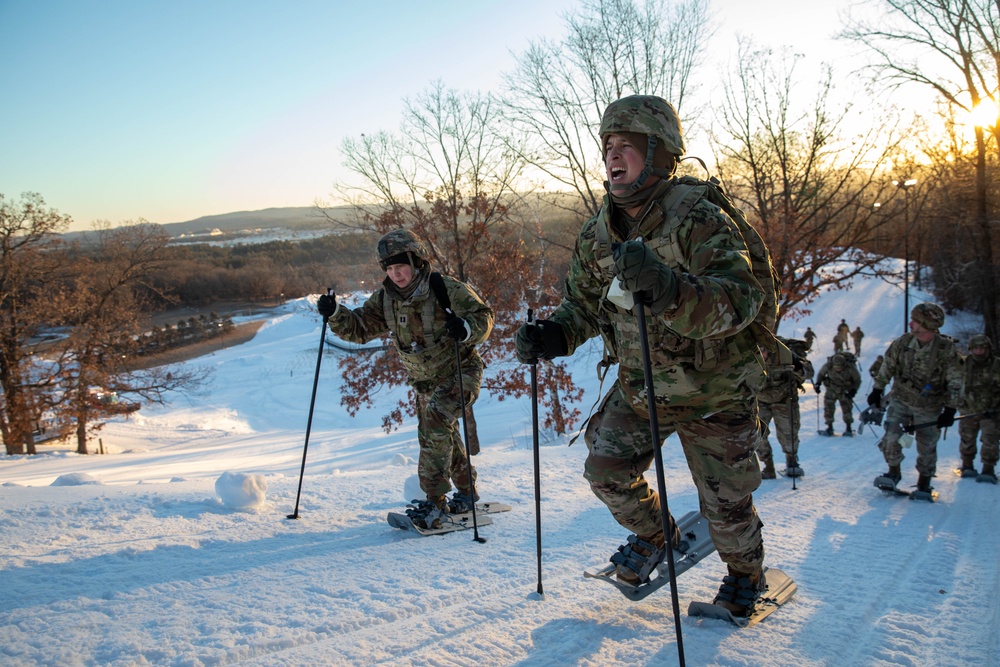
left=612, top=518, right=681, bottom=585
left=448, top=489, right=480, bottom=514
left=785, top=454, right=804, bottom=478
left=979, top=463, right=998, bottom=484
left=761, top=456, right=777, bottom=480
left=820, top=425, right=834, bottom=436
left=960, top=457, right=978, bottom=477
left=407, top=495, right=449, bottom=529
left=713, top=567, right=766, bottom=617
left=916, top=474, right=933, bottom=493
left=884, top=464, right=902, bottom=485
left=843, top=424, right=854, bottom=437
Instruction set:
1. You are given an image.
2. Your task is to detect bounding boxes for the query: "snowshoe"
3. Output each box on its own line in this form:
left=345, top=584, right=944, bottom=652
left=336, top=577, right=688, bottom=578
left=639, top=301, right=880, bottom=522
left=818, top=426, right=834, bottom=436
left=843, top=425, right=854, bottom=437
left=711, top=568, right=766, bottom=618
left=448, top=491, right=479, bottom=514
left=611, top=533, right=669, bottom=585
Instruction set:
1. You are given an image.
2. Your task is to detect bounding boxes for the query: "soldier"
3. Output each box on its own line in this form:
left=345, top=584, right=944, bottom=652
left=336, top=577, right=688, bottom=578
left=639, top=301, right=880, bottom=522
left=851, top=326, right=864, bottom=357
left=514, top=95, right=772, bottom=618
left=867, top=303, right=963, bottom=493
left=803, top=326, right=816, bottom=352
left=815, top=353, right=861, bottom=436
left=869, top=354, right=884, bottom=380
left=318, top=229, right=495, bottom=528
left=834, top=319, right=850, bottom=353
left=957, top=334, right=1000, bottom=482
left=757, top=338, right=813, bottom=478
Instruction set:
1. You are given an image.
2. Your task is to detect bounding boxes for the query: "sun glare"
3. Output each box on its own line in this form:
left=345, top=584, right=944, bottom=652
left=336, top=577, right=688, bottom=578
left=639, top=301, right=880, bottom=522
left=970, top=98, right=999, bottom=128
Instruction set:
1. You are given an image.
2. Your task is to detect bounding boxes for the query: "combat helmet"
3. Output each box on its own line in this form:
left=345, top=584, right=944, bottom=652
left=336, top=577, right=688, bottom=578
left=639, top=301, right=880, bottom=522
left=969, top=334, right=993, bottom=355
left=832, top=353, right=846, bottom=368
left=599, top=95, right=685, bottom=194
left=911, top=302, right=945, bottom=331
left=377, top=229, right=428, bottom=270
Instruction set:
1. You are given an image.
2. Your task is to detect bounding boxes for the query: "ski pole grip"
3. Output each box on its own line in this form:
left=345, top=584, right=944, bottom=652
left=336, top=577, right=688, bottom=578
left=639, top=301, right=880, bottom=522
left=527, top=308, right=534, bottom=324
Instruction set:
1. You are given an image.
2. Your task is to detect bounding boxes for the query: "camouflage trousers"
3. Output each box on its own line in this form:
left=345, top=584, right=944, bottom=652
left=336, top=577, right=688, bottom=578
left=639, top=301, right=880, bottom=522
left=958, top=414, right=999, bottom=466
left=583, top=383, right=765, bottom=575
left=414, top=363, right=480, bottom=499
left=757, top=399, right=800, bottom=461
left=879, top=400, right=944, bottom=476
left=823, top=391, right=854, bottom=427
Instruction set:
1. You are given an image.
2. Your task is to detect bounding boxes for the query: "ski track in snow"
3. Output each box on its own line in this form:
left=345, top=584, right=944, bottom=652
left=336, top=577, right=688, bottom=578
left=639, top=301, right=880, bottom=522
left=2, top=264, right=1000, bottom=666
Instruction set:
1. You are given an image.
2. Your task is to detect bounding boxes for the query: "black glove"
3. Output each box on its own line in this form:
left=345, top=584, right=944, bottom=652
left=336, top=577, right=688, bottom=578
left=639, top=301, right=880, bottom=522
left=984, top=409, right=998, bottom=420
left=814, top=383, right=821, bottom=394
left=612, top=240, right=679, bottom=314
left=792, top=353, right=804, bottom=374
left=867, top=387, right=883, bottom=407
left=847, top=388, right=857, bottom=400
left=445, top=314, right=470, bottom=342
left=515, top=319, right=568, bottom=363
left=936, top=406, right=957, bottom=429
left=317, top=293, right=337, bottom=319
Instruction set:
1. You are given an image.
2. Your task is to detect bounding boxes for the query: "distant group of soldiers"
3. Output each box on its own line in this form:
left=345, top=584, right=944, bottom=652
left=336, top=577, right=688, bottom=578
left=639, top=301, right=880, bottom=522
left=759, top=305, right=999, bottom=492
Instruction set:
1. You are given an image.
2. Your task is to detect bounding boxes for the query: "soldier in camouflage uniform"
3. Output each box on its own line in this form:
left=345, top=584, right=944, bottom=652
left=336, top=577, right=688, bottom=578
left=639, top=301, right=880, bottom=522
left=957, top=334, right=1000, bottom=482
left=757, top=339, right=813, bottom=478
left=814, top=353, right=861, bottom=436
left=318, top=229, right=494, bottom=528
left=514, top=95, right=771, bottom=618
left=867, top=303, right=963, bottom=492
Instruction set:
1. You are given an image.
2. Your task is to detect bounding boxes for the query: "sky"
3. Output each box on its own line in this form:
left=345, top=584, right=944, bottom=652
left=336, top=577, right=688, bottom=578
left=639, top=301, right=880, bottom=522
left=1, top=263, right=997, bottom=665
left=0, top=0, right=874, bottom=231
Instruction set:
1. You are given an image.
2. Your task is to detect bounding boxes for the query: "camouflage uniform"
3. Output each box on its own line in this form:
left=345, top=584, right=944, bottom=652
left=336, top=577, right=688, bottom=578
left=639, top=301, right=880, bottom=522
left=834, top=320, right=850, bottom=353
left=851, top=327, right=864, bottom=357
left=757, top=343, right=812, bottom=471
left=872, top=304, right=962, bottom=479
left=327, top=233, right=494, bottom=502
left=544, top=98, right=769, bottom=579
left=869, top=355, right=884, bottom=380
left=815, top=354, right=861, bottom=433
left=957, top=335, right=1000, bottom=472
left=803, top=327, right=816, bottom=352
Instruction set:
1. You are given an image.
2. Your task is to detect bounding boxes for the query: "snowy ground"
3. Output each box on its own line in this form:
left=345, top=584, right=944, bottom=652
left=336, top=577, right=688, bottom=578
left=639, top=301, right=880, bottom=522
left=2, top=262, right=998, bottom=667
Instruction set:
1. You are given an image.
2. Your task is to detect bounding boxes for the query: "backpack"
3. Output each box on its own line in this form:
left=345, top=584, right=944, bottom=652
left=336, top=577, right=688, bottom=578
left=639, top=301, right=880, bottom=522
left=594, top=174, right=789, bottom=363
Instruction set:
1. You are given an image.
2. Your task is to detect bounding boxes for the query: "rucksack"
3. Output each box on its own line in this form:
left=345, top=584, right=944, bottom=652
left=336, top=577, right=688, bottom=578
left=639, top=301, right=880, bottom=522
left=594, top=174, right=789, bottom=363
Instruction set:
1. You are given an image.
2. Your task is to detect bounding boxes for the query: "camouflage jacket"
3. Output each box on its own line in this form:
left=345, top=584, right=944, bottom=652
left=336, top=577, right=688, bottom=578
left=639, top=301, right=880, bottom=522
left=549, top=181, right=766, bottom=417
left=328, top=269, right=494, bottom=391
left=874, top=332, right=963, bottom=410
left=959, top=351, right=1000, bottom=414
left=815, top=359, right=861, bottom=395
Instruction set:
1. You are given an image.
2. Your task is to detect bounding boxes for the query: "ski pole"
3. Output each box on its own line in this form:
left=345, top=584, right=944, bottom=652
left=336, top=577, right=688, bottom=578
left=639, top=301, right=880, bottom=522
left=448, top=311, right=486, bottom=544
left=527, top=308, right=544, bottom=596
left=633, top=293, right=685, bottom=667
left=903, top=412, right=980, bottom=434
left=787, top=369, right=798, bottom=491
left=287, top=288, right=333, bottom=520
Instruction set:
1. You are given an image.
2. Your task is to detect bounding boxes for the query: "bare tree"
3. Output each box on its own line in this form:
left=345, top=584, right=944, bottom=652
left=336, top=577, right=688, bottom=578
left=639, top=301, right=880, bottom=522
left=54, top=222, right=210, bottom=455
left=711, top=41, right=907, bottom=328
left=0, top=193, right=72, bottom=455
left=501, top=0, right=712, bottom=217
left=325, top=81, right=583, bottom=435
left=842, top=0, right=1000, bottom=338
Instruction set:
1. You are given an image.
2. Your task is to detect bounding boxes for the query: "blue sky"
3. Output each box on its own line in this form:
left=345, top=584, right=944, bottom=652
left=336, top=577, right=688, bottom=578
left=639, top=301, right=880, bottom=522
left=2, top=0, right=861, bottom=230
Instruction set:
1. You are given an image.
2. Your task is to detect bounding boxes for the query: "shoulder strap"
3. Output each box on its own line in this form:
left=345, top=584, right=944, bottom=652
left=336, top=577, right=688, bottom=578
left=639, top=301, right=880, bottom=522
left=429, top=272, right=452, bottom=314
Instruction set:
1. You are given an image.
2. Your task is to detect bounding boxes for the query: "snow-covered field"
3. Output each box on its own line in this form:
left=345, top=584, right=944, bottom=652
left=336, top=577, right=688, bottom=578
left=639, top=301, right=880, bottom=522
left=2, top=262, right=997, bottom=667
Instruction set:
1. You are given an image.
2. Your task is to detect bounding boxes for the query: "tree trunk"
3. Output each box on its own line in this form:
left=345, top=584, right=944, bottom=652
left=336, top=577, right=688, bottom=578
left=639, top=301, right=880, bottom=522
left=76, top=417, right=89, bottom=455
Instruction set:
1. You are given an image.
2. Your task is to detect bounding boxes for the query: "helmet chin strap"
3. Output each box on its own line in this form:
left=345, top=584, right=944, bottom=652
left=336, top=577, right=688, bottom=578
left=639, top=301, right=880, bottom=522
left=607, top=136, right=675, bottom=208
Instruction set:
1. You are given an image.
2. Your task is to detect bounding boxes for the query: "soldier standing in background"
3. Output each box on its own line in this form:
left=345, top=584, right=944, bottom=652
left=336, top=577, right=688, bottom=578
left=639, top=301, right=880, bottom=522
left=757, top=338, right=813, bottom=478
left=803, top=327, right=816, bottom=352
left=957, top=334, right=1000, bottom=483
left=851, top=326, right=864, bottom=357
left=319, top=229, right=494, bottom=528
left=867, top=303, right=963, bottom=494
left=815, top=353, right=861, bottom=436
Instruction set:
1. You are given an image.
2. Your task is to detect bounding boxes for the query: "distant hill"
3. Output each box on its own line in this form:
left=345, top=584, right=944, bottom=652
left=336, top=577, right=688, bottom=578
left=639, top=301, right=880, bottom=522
left=61, top=204, right=354, bottom=244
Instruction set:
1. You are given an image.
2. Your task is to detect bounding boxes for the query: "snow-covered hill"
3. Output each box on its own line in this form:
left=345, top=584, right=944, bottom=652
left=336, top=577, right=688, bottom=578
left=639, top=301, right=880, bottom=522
left=1, top=262, right=997, bottom=667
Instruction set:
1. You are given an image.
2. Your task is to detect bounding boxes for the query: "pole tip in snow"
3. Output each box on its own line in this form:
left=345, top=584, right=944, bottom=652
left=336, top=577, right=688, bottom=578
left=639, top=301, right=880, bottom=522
left=286, top=513, right=300, bottom=520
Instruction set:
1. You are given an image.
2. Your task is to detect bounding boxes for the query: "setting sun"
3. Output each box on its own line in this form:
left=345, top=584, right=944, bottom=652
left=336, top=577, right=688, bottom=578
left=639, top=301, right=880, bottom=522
left=970, top=98, right=1000, bottom=128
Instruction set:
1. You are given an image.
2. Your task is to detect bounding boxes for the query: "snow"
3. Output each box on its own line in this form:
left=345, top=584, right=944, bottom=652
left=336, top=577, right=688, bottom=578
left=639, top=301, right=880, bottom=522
left=2, top=262, right=998, bottom=667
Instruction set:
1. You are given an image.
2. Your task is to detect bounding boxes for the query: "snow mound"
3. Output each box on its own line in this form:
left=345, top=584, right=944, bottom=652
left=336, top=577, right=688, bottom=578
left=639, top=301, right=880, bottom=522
left=50, top=472, right=102, bottom=486
left=214, top=471, right=267, bottom=510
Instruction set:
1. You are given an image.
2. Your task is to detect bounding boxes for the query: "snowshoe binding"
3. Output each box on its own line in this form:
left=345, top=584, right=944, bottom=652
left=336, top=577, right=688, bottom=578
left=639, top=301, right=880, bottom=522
left=404, top=496, right=448, bottom=529
left=977, top=463, right=998, bottom=485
